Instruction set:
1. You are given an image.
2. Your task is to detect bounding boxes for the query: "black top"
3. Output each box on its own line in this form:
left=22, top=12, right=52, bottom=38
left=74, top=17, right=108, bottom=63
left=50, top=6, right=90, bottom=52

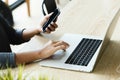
left=0, top=21, right=29, bottom=68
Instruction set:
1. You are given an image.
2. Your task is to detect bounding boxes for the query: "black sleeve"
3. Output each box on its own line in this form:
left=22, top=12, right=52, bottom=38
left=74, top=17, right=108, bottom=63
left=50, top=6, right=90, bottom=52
left=9, top=28, right=30, bottom=45
left=4, top=25, right=30, bottom=45
left=0, top=52, right=16, bottom=68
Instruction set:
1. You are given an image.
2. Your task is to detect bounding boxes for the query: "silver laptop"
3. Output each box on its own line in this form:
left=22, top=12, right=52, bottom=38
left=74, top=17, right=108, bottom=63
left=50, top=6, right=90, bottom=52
left=39, top=9, right=120, bottom=72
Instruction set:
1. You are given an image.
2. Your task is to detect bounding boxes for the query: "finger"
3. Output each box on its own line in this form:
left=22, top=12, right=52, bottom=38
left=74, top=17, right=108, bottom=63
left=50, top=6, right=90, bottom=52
left=44, top=13, right=53, bottom=20
left=50, top=22, right=58, bottom=28
left=55, top=45, right=67, bottom=51
left=46, top=24, right=57, bottom=32
left=40, top=13, right=54, bottom=26
left=53, top=41, right=62, bottom=47
left=51, top=41, right=60, bottom=44
left=44, top=23, right=57, bottom=33
left=48, top=25, right=55, bottom=31
left=45, top=27, right=51, bottom=33
left=54, top=41, right=69, bottom=48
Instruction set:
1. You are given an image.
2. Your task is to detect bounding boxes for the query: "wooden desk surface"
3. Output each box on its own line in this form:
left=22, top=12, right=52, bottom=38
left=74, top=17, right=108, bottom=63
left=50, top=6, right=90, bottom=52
left=11, top=0, right=120, bottom=80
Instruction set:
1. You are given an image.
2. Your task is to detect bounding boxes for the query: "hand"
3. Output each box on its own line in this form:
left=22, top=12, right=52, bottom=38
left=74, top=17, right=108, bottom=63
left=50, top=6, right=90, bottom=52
left=38, top=40, right=69, bottom=59
left=38, top=13, right=58, bottom=34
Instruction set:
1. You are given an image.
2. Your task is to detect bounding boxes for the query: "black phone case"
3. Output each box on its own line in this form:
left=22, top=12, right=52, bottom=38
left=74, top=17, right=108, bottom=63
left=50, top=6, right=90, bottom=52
left=43, top=0, right=57, bottom=14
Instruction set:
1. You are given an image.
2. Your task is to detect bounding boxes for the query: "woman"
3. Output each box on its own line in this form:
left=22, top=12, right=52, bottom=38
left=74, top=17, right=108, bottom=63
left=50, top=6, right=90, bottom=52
left=0, top=1, right=69, bottom=68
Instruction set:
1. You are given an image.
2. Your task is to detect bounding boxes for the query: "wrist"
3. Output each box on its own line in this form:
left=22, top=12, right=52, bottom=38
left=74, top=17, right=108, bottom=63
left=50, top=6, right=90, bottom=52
left=37, top=49, right=49, bottom=59
left=35, top=27, right=42, bottom=35
left=36, top=49, right=45, bottom=59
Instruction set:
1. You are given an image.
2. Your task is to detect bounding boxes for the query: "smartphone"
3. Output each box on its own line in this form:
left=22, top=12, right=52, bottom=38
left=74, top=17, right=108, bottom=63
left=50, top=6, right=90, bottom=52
left=44, top=0, right=57, bottom=14
left=42, top=8, right=60, bottom=32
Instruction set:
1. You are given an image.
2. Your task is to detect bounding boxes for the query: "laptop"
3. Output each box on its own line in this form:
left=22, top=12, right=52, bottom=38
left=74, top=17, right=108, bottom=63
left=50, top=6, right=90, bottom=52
left=39, top=9, right=120, bottom=72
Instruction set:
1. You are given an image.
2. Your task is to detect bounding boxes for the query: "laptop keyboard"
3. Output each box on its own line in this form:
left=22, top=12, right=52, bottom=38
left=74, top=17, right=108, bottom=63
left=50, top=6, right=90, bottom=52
left=65, top=38, right=102, bottom=66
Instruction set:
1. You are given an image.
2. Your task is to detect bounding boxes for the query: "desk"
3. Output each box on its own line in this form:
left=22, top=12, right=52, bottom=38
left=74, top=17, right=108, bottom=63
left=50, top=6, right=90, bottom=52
left=12, top=0, right=120, bottom=80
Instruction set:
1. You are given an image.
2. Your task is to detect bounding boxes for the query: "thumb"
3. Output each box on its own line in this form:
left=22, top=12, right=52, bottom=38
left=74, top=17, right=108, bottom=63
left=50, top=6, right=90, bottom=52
left=45, top=12, right=53, bottom=20
left=40, top=13, right=53, bottom=26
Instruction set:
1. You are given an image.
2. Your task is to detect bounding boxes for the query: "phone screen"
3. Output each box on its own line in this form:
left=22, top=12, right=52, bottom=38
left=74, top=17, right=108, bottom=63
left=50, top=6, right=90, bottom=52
left=42, top=8, right=60, bottom=32
left=44, top=0, right=57, bottom=14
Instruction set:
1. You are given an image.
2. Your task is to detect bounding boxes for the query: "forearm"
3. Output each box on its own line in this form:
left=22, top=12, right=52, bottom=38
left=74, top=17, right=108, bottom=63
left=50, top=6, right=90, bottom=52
left=15, top=50, right=42, bottom=65
left=22, top=28, right=42, bottom=41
